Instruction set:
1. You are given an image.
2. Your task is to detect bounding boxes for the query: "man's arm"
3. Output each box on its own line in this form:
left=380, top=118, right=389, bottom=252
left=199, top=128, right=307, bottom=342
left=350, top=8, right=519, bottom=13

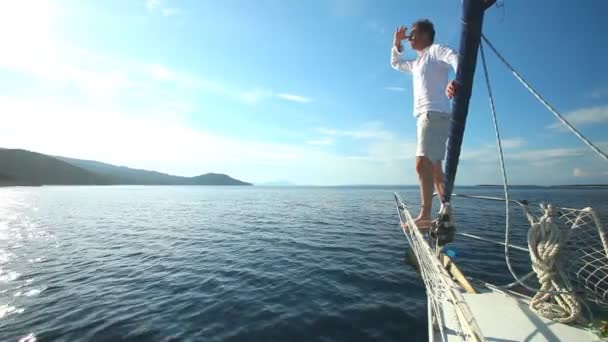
left=390, top=26, right=413, bottom=73
left=434, top=45, right=459, bottom=99
left=434, top=44, right=459, bottom=73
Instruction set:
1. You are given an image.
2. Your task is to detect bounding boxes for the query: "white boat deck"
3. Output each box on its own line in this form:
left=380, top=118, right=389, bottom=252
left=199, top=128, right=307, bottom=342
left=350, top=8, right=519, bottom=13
left=435, top=290, right=600, bottom=341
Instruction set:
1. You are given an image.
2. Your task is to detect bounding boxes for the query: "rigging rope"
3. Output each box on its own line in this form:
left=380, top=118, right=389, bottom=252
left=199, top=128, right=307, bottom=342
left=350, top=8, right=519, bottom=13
left=480, top=40, right=582, bottom=319
left=480, top=34, right=608, bottom=162
left=479, top=40, right=516, bottom=288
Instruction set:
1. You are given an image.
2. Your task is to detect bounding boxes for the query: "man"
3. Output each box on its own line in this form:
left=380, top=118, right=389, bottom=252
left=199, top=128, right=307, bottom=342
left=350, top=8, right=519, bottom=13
left=391, top=19, right=458, bottom=229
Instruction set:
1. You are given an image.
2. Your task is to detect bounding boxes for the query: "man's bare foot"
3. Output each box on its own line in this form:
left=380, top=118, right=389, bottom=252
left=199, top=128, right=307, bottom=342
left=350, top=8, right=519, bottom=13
left=413, top=216, right=432, bottom=231
left=401, top=215, right=433, bottom=232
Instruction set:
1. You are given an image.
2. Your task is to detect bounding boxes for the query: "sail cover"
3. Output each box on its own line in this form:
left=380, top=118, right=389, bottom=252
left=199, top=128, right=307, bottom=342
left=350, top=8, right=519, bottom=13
left=442, top=0, right=496, bottom=203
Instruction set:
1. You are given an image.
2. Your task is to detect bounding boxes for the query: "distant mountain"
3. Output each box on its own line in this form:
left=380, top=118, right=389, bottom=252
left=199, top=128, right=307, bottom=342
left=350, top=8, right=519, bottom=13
left=189, top=173, right=251, bottom=185
left=0, top=148, right=252, bottom=186
left=0, top=148, right=109, bottom=186
left=55, top=156, right=187, bottom=185
left=56, top=156, right=251, bottom=186
left=0, top=172, right=39, bottom=186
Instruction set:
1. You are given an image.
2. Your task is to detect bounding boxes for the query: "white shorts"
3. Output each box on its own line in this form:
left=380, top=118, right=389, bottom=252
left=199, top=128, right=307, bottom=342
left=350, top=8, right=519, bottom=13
left=416, top=111, right=450, bottom=162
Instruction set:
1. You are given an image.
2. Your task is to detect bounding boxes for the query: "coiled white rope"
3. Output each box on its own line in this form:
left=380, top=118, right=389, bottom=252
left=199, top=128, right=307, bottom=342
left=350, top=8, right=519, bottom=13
left=525, top=204, right=582, bottom=323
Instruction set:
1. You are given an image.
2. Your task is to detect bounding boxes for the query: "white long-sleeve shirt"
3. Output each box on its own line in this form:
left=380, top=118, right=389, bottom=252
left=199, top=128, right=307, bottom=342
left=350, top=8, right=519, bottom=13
left=391, top=44, right=458, bottom=117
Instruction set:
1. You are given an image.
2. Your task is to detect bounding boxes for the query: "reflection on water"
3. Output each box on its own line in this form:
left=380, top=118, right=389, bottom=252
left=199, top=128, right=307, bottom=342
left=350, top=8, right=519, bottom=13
left=0, top=186, right=606, bottom=341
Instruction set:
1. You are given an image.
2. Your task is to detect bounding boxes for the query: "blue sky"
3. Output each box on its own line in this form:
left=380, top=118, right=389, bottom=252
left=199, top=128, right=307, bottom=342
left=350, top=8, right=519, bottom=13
left=0, top=0, right=606, bottom=185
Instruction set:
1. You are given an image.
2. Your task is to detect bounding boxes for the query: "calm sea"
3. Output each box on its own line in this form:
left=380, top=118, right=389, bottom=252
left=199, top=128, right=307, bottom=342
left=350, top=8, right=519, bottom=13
left=1, top=186, right=607, bottom=341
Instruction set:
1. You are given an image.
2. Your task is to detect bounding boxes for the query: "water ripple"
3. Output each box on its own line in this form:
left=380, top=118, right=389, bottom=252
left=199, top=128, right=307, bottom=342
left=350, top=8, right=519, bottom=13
left=0, top=186, right=606, bottom=341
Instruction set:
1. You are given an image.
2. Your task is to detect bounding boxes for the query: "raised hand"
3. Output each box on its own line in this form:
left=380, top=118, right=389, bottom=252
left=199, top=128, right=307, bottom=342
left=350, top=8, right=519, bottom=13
left=394, top=26, right=408, bottom=42
left=394, top=26, right=407, bottom=51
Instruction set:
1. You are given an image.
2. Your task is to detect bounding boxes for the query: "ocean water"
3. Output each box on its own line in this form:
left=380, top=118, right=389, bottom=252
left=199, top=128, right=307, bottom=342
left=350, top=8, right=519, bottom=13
left=1, top=186, right=607, bottom=341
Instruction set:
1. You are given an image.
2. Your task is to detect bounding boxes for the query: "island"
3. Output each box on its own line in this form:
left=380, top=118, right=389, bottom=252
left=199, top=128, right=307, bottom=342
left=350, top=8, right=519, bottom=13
left=0, top=148, right=252, bottom=186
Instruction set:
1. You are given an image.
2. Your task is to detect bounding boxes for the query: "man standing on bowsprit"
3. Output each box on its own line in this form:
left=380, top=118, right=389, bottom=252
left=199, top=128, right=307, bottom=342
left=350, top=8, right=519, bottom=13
left=391, top=19, right=458, bottom=229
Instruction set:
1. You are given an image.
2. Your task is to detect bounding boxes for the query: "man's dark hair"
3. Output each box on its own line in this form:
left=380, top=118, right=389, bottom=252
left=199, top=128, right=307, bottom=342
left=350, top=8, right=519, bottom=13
left=413, top=19, right=435, bottom=44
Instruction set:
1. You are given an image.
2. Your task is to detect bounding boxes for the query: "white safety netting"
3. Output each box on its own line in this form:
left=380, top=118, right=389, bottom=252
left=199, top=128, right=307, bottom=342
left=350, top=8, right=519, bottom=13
left=556, top=206, right=608, bottom=308
left=522, top=203, right=608, bottom=323
left=395, top=194, right=484, bottom=342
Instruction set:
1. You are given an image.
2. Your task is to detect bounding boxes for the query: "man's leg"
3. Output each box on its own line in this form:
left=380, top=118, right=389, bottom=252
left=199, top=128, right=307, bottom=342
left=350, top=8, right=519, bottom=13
left=414, top=156, right=434, bottom=227
left=432, top=160, right=444, bottom=202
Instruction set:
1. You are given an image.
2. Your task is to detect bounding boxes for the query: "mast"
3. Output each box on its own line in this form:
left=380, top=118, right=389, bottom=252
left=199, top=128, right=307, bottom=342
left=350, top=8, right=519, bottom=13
left=442, top=0, right=496, bottom=204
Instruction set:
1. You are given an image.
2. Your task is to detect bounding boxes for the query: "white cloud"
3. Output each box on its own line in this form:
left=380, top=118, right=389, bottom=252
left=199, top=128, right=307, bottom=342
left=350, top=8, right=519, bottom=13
left=0, top=1, right=307, bottom=108
left=573, top=168, right=608, bottom=178
left=146, top=64, right=177, bottom=81
left=0, top=2, right=602, bottom=186
left=548, top=105, right=608, bottom=131
left=0, top=97, right=297, bottom=173
left=501, top=137, right=526, bottom=149
left=508, top=147, right=586, bottom=161
left=132, top=66, right=311, bottom=105
left=307, top=122, right=416, bottom=167
left=573, top=168, right=587, bottom=177
left=196, top=83, right=291, bottom=105
left=276, top=93, right=312, bottom=103
left=384, top=86, right=406, bottom=92
left=146, top=0, right=161, bottom=11
left=590, top=88, right=608, bottom=99
left=318, top=122, right=395, bottom=141
left=0, top=1, right=55, bottom=42
left=0, top=31, right=304, bottom=107
left=307, top=137, right=335, bottom=146
left=238, top=89, right=274, bottom=104
left=202, top=89, right=312, bottom=106
left=238, top=91, right=312, bottom=105
left=1, top=93, right=605, bottom=186
left=308, top=121, right=416, bottom=165
left=460, top=146, right=496, bottom=162
left=457, top=139, right=608, bottom=185
left=0, top=50, right=142, bottom=105
left=0, top=97, right=421, bottom=185
left=350, top=139, right=415, bottom=164
left=146, top=0, right=181, bottom=16
left=0, top=0, right=63, bottom=83
left=161, top=8, right=181, bottom=16
left=459, top=143, right=606, bottom=184
left=439, top=137, right=526, bottom=162
left=0, top=21, right=192, bottom=102
left=462, top=145, right=586, bottom=164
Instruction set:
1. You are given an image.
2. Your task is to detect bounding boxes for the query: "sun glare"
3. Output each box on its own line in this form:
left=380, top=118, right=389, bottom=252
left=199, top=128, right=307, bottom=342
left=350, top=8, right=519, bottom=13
left=0, top=0, right=55, bottom=43
left=0, top=0, right=57, bottom=72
